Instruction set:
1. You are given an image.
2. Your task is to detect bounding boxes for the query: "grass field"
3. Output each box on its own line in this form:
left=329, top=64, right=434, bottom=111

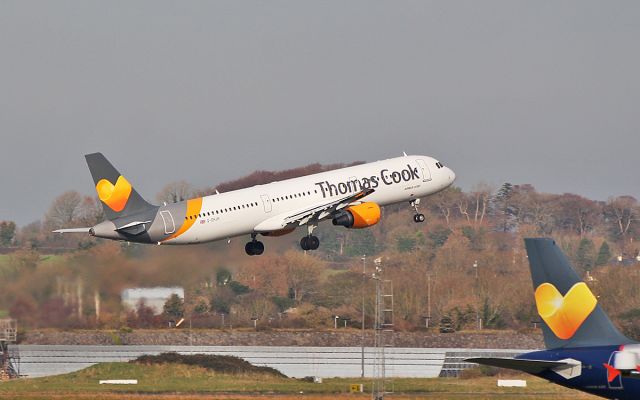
left=38, top=254, right=65, bottom=264
left=0, top=362, right=599, bottom=399
left=0, top=253, right=63, bottom=265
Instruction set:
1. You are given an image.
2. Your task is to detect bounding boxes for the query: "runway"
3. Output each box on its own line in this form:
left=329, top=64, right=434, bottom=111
left=14, top=345, right=529, bottom=378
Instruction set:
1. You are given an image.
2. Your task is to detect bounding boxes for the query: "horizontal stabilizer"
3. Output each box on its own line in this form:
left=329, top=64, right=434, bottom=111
left=115, top=220, right=151, bottom=236
left=115, top=220, right=151, bottom=230
left=53, top=228, right=91, bottom=234
left=466, top=357, right=571, bottom=374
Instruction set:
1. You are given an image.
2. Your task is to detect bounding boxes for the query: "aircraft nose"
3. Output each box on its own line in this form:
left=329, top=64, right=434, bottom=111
left=447, top=167, right=456, bottom=184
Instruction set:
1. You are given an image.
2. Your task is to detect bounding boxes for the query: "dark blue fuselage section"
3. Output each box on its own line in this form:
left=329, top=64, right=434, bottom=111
left=519, top=346, right=640, bottom=400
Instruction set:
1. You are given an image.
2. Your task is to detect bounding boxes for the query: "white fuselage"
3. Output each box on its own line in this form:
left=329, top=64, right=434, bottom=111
left=160, top=155, right=454, bottom=244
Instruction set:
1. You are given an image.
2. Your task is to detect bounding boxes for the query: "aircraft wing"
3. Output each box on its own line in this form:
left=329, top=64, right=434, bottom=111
left=466, top=357, right=576, bottom=375
left=254, top=188, right=375, bottom=232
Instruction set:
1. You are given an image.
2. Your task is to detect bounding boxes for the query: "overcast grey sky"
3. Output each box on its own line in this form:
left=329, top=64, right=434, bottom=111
left=1, top=1, right=639, bottom=226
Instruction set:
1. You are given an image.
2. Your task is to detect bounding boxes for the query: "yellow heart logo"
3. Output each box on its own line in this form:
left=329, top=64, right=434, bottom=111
left=535, top=282, right=597, bottom=340
left=95, top=176, right=132, bottom=212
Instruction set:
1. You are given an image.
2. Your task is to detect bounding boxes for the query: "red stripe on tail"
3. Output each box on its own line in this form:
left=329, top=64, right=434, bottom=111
left=603, top=363, right=621, bottom=383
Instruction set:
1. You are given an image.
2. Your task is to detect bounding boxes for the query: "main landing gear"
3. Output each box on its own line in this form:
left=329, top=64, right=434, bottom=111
left=300, top=235, right=320, bottom=251
left=245, top=233, right=264, bottom=256
left=410, top=199, right=425, bottom=223
left=300, top=224, right=320, bottom=251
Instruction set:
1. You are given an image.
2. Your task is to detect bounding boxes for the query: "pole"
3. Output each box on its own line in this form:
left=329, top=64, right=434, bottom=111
left=473, top=260, right=480, bottom=330
left=427, top=274, right=431, bottom=328
left=94, top=290, right=100, bottom=322
left=361, top=254, right=366, bottom=378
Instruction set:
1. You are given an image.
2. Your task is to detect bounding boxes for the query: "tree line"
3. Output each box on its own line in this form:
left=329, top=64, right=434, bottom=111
left=0, top=165, right=639, bottom=336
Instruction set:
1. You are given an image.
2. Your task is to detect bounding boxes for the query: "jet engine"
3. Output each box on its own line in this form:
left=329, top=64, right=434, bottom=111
left=332, top=202, right=381, bottom=229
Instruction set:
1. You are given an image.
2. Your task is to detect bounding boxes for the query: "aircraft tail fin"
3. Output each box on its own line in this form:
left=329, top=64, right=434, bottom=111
left=85, top=153, right=155, bottom=220
left=524, top=238, right=632, bottom=349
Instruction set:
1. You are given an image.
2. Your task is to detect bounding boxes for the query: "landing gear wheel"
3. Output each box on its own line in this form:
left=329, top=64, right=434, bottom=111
left=300, top=235, right=320, bottom=251
left=253, top=241, right=264, bottom=255
left=245, top=240, right=265, bottom=256
left=308, top=235, right=320, bottom=250
left=410, top=199, right=425, bottom=223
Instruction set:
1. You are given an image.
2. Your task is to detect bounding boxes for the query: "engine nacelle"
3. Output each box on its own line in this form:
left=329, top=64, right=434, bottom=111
left=332, top=202, right=381, bottom=229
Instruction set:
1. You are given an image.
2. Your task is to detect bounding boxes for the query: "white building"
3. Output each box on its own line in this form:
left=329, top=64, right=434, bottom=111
left=121, top=287, right=184, bottom=315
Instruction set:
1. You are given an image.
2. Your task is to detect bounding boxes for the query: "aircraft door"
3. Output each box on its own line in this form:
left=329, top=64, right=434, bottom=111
left=160, top=210, right=176, bottom=234
left=416, top=159, right=432, bottom=182
left=260, top=194, right=272, bottom=213
left=607, top=352, right=624, bottom=390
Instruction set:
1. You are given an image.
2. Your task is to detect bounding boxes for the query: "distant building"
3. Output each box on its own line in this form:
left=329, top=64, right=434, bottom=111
left=121, top=287, right=184, bottom=315
left=616, top=255, right=640, bottom=267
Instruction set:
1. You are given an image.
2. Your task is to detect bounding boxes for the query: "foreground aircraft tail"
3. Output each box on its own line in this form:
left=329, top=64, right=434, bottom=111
left=468, top=238, right=633, bottom=376
left=524, top=238, right=631, bottom=349
left=85, top=153, right=155, bottom=221
left=468, top=239, right=640, bottom=398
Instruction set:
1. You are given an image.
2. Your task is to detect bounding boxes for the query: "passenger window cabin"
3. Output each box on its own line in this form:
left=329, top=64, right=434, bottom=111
left=182, top=193, right=316, bottom=222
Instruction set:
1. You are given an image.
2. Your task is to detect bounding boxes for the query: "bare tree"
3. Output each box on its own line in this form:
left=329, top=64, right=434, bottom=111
left=456, top=192, right=471, bottom=224
left=429, top=187, right=461, bottom=227
left=44, top=191, right=83, bottom=230
left=156, top=180, right=193, bottom=204
left=470, top=183, right=493, bottom=227
left=76, top=196, right=104, bottom=226
left=605, top=196, right=638, bottom=238
left=530, top=194, right=557, bottom=234
left=284, top=251, right=322, bottom=302
left=554, top=193, right=603, bottom=236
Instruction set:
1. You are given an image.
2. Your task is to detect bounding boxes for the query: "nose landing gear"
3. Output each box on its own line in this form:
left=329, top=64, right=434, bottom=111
left=245, top=233, right=264, bottom=256
left=410, top=199, right=425, bottom=223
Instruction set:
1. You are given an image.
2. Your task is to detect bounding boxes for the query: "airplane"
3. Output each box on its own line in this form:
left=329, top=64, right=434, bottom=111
left=55, top=152, right=455, bottom=255
left=468, top=238, right=640, bottom=400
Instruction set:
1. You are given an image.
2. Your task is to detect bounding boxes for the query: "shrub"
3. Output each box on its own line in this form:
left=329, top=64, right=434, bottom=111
left=133, top=352, right=287, bottom=377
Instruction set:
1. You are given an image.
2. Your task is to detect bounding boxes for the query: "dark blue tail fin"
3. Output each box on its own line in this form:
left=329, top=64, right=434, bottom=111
left=525, top=238, right=632, bottom=349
